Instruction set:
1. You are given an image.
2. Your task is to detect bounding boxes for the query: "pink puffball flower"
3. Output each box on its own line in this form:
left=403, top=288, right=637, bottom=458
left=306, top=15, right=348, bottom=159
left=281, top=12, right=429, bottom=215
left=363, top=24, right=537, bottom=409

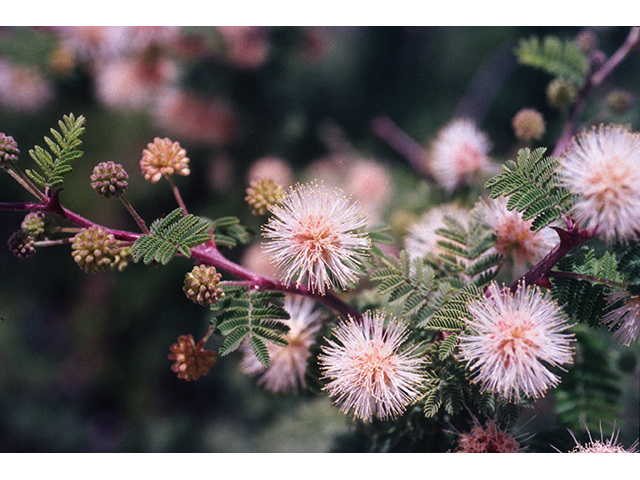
left=426, top=118, right=494, bottom=192
left=319, top=311, right=426, bottom=422
left=603, top=291, right=640, bottom=346
left=404, top=203, right=472, bottom=263
left=474, top=196, right=558, bottom=277
left=459, top=282, right=575, bottom=401
left=240, top=295, right=323, bottom=394
left=262, top=182, right=370, bottom=295
left=556, top=124, right=640, bottom=243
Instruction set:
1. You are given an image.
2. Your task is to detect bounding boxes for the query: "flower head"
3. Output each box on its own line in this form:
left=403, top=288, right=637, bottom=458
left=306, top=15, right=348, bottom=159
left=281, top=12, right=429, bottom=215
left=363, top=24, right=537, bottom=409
left=567, top=424, right=639, bottom=453
left=7, top=229, right=36, bottom=258
left=557, top=124, right=640, bottom=243
left=455, top=418, right=521, bottom=453
left=168, top=331, right=217, bottom=381
left=71, top=226, right=121, bottom=272
left=245, top=177, right=285, bottom=216
left=21, top=212, right=53, bottom=240
left=241, top=295, right=323, bottom=394
left=183, top=265, right=224, bottom=307
left=0, top=133, right=19, bottom=168
left=404, top=203, right=471, bottom=263
left=90, top=161, right=129, bottom=199
left=319, top=311, right=425, bottom=422
left=262, top=182, right=370, bottom=295
left=425, top=118, right=493, bottom=192
left=511, top=108, right=546, bottom=142
left=603, top=291, right=640, bottom=346
left=459, top=282, right=574, bottom=401
left=140, top=137, right=190, bottom=184
left=474, top=197, right=558, bottom=277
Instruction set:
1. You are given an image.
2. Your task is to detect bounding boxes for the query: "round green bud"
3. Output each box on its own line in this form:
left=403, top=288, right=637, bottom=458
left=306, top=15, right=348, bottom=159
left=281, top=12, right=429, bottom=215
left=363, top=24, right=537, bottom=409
left=184, top=265, right=224, bottom=306
left=0, top=133, right=19, bottom=168
left=90, top=161, right=129, bottom=199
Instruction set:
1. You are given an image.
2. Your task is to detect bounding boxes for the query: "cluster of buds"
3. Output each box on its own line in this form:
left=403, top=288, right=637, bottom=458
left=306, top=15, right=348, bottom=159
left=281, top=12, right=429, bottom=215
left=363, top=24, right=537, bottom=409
left=244, top=177, right=285, bottom=215
left=511, top=108, right=546, bottom=142
left=140, top=137, right=190, bottom=184
left=547, top=78, right=578, bottom=110
left=7, top=229, right=36, bottom=258
left=21, top=212, right=53, bottom=239
left=7, top=212, right=55, bottom=258
left=90, top=161, right=129, bottom=199
left=455, top=419, right=521, bottom=453
left=0, top=133, right=19, bottom=168
left=168, top=332, right=217, bottom=381
left=183, top=265, right=224, bottom=306
left=71, top=226, right=130, bottom=273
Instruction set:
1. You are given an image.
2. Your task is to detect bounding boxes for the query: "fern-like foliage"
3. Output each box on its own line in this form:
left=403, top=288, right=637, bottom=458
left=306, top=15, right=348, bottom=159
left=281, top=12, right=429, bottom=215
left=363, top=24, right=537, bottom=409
left=422, top=344, right=468, bottom=418
left=434, top=213, right=501, bottom=286
left=210, top=286, right=290, bottom=368
left=210, top=216, right=251, bottom=248
left=614, top=240, right=640, bottom=295
left=484, top=147, right=574, bottom=232
left=553, top=327, right=624, bottom=434
left=131, top=208, right=212, bottom=265
left=514, top=35, right=590, bottom=87
left=26, top=113, right=86, bottom=189
left=550, top=246, right=624, bottom=327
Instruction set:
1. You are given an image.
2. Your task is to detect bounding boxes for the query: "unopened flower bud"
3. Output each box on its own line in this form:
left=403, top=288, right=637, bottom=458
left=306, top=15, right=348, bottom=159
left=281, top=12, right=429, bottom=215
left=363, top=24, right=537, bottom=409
left=245, top=177, right=285, bottom=215
left=71, top=226, right=120, bottom=272
left=21, top=211, right=54, bottom=240
left=7, top=229, right=36, bottom=258
left=0, top=133, right=19, bottom=168
left=547, top=78, right=578, bottom=110
left=183, top=265, right=224, bottom=306
left=575, top=29, right=599, bottom=53
left=90, top=161, right=129, bottom=199
left=140, top=137, right=190, bottom=184
left=512, top=108, right=546, bottom=142
left=168, top=333, right=217, bottom=381
left=606, top=89, right=634, bottom=114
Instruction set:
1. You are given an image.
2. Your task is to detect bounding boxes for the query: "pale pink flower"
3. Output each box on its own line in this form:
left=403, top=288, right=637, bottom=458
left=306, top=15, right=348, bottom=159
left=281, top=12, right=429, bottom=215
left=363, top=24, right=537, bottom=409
left=603, top=291, right=640, bottom=346
left=262, top=182, right=370, bottom=295
left=153, top=88, right=238, bottom=146
left=216, top=26, right=270, bottom=69
left=404, top=203, right=472, bottom=263
left=345, top=157, right=394, bottom=224
left=93, top=57, right=178, bottom=111
left=557, top=124, right=640, bottom=243
left=240, top=295, right=323, bottom=394
left=0, top=59, right=54, bottom=113
left=567, top=424, right=639, bottom=453
left=319, top=311, right=425, bottom=422
left=425, top=118, right=494, bottom=192
left=459, top=282, right=574, bottom=401
left=140, top=137, right=190, bottom=183
left=246, top=156, right=294, bottom=189
left=474, top=197, right=558, bottom=277
left=455, top=418, right=521, bottom=453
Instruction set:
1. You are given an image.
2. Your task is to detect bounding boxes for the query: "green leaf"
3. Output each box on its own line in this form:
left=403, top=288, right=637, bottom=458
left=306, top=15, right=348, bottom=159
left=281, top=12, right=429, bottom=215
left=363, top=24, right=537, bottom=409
left=484, top=147, right=574, bottom=232
left=249, top=336, right=270, bottom=368
left=514, top=35, right=590, bottom=86
left=26, top=113, right=86, bottom=189
left=130, top=208, right=212, bottom=265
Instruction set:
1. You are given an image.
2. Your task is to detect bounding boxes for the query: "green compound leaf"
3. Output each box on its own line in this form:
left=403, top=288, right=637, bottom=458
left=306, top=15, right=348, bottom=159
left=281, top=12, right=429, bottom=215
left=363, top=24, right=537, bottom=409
left=210, top=287, right=290, bottom=368
left=131, top=208, right=212, bottom=265
left=514, top=35, right=590, bottom=87
left=25, top=113, right=86, bottom=189
left=550, top=246, right=625, bottom=327
left=484, top=147, right=574, bottom=232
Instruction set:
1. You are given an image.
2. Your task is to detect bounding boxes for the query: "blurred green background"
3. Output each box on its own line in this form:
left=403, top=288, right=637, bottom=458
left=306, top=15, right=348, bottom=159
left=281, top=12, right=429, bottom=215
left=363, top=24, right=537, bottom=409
left=0, top=26, right=638, bottom=452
